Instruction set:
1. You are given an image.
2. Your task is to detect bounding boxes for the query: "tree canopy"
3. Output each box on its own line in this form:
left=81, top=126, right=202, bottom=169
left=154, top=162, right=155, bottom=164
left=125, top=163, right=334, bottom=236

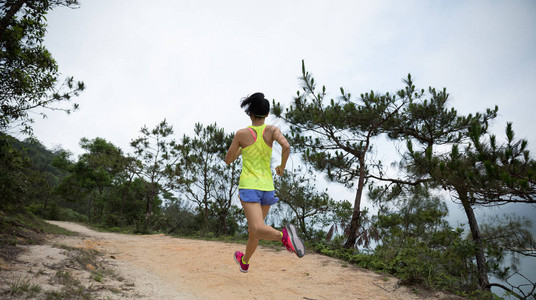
left=0, top=0, right=84, bottom=135
left=273, top=60, right=409, bottom=248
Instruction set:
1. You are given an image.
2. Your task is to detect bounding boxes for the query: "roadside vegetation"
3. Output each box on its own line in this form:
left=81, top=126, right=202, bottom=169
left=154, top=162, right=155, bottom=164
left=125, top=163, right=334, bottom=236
left=0, top=208, right=75, bottom=262
left=0, top=210, right=133, bottom=299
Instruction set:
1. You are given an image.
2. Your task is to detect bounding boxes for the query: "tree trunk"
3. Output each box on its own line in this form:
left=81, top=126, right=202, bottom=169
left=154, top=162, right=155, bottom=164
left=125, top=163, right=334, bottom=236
left=142, top=185, right=157, bottom=233
left=203, top=200, right=209, bottom=231
left=120, top=185, right=127, bottom=219
left=87, top=191, right=94, bottom=222
left=344, top=155, right=366, bottom=249
left=218, top=212, right=228, bottom=235
left=299, top=214, right=307, bottom=239
left=458, top=190, right=490, bottom=291
left=120, top=175, right=134, bottom=220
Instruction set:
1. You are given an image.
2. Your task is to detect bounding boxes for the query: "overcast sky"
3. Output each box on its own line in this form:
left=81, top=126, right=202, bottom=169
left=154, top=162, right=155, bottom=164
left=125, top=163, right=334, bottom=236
left=32, top=1, right=536, bottom=223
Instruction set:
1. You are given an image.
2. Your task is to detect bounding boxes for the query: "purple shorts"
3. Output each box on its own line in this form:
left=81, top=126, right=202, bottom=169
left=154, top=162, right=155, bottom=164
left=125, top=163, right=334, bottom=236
left=239, top=189, right=279, bottom=206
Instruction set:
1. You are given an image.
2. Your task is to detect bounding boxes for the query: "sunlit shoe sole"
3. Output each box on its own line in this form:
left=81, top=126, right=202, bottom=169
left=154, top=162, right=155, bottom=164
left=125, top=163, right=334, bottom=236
left=285, top=224, right=305, bottom=258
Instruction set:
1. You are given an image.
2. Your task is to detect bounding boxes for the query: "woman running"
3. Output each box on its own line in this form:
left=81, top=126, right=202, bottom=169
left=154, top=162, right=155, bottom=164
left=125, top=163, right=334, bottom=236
left=225, top=92, right=305, bottom=273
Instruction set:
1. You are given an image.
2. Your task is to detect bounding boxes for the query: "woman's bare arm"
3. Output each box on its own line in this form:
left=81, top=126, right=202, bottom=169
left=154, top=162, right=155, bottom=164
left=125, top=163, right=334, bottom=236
left=225, top=133, right=242, bottom=165
left=273, top=127, right=290, bottom=175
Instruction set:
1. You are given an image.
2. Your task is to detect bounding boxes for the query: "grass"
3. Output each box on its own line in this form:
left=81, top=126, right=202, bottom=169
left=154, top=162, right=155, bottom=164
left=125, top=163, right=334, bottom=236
left=104, top=268, right=124, bottom=281
left=38, top=221, right=78, bottom=236
left=45, top=285, right=92, bottom=300
left=74, top=247, right=100, bottom=269
left=0, top=209, right=78, bottom=267
left=0, top=209, right=76, bottom=243
left=69, top=245, right=126, bottom=286
left=7, top=276, right=41, bottom=296
left=53, top=243, right=77, bottom=251
left=41, top=247, right=124, bottom=300
left=55, top=270, right=80, bottom=286
left=0, top=207, right=137, bottom=300
left=49, top=270, right=94, bottom=300
left=0, top=209, right=91, bottom=299
left=88, top=223, right=136, bottom=234
left=92, top=271, right=104, bottom=283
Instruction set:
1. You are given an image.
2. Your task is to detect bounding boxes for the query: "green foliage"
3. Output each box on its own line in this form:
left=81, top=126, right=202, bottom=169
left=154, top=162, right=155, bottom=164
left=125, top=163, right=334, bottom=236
left=273, top=60, right=412, bottom=248
left=179, top=122, right=240, bottom=235
left=5, top=136, right=70, bottom=213
left=54, top=137, right=130, bottom=223
left=130, top=119, right=182, bottom=233
left=480, top=214, right=536, bottom=294
left=159, top=201, right=199, bottom=235
left=274, top=61, right=407, bottom=188
left=0, top=0, right=84, bottom=135
left=2, top=133, right=149, bottom=231
left=7, top=276, right=41, bottom=297
left=370, top=184, right=449, bottom=243
left=0, top=208, right=76, bottom=265
left=0, top=134, right=29, bottom=208
left=274, top=166, right=358, bottom=243
left=311, top=233, right=481, bottom=296
left=274, top=166, right=333, bottom=238
left=27, top=203, right=89, bottom=223
left=388, top=86, right=536, bottom=294
left=367, top=184, right=481, bottom=293
left=465, top=122, right=536, bottom=206
left=51, top=270, right=91, bottom=299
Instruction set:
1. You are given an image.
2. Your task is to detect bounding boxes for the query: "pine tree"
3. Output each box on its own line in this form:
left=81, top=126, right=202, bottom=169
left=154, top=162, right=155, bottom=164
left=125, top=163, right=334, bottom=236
left=273, top=61, right=409, bottom=248
left=386, top=87, right=536, bottom=294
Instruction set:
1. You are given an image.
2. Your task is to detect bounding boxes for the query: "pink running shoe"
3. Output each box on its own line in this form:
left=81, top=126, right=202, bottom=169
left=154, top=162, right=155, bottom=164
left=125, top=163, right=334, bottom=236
left=281, top=224, right=305, bottom=258
left=234, top=251, right=249, bottom=273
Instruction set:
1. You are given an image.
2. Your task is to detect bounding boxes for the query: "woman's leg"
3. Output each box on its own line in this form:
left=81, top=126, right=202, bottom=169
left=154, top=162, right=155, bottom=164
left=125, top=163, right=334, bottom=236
left=242, top=201, right=281, bottom=263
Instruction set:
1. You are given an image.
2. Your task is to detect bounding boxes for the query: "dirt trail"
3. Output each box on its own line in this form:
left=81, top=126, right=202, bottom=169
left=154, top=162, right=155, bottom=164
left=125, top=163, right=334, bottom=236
left=41, top=221, right=440, bottom=300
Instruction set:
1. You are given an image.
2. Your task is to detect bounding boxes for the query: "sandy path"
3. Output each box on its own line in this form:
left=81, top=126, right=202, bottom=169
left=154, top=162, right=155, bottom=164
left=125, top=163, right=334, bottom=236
left=46, top=221, right=438, bottom=300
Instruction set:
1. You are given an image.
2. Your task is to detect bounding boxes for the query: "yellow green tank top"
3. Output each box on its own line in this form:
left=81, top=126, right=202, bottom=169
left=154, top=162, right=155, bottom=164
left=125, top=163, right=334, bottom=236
left=239, top=124, right=274, bottom=191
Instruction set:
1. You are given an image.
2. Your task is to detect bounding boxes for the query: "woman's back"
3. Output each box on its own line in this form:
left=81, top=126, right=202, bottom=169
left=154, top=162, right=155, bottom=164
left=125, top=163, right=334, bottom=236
left=238, top=124, right=274, bottom=191
left=235, top=124, right=278, bottom=149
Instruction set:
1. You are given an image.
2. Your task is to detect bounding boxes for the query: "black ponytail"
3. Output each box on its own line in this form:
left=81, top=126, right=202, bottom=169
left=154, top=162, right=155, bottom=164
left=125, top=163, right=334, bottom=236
left=240, top=92, right=270, bottom=118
